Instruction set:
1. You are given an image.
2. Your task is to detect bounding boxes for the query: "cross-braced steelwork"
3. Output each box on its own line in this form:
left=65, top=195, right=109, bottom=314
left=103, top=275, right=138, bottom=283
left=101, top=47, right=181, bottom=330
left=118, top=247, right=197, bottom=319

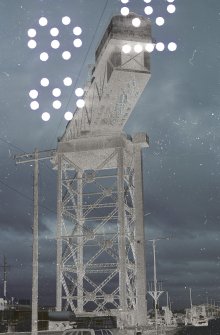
left=54, top=13, right=152, bottom=328
left=55, top=133, right=148, bottom=327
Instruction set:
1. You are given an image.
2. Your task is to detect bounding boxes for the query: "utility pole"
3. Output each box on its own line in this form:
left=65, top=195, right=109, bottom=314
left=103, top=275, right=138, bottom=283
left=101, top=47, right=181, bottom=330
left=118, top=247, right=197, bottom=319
left=32, top=148, right=39, bottom=335
left=14, top=148, right=56, bottom=335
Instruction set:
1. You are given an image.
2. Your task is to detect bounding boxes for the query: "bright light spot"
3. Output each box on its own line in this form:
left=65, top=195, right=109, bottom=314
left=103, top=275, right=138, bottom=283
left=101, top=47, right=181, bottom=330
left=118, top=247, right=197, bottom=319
left=144, top=0, right=151, bottom=2
left=167, top=4, right=176, bottom=13
left=168, top=42, right=177, bottom=51
left=64, top=111, right=73, bottom=121
left=167, top=0, right=175, bottom=2
left=29, top=90, right=38, bottom=99
left=30, top=101, right=39, bottom=110
left=132, top=18, right=141, bottom=27
left=53, top=100, right=62, bottom=109
left=134, top=44, right=143, bottom=53
left=121, top=0, right=129, bottom=3
left=145, top=43, right=154, bottom=52
left=156, top=42, right=165, bottom=51
left=122, top=44, right=131, bottom=54
left=76, top=99, right=85, bottom=108
left=40, top=52, right=49, bottom=61
left=156, top=17, right=165, bottom=26
left=39, top=17, right=48, bottom=26
left=63, top=77, right=72, bottom=86
left=62, top=51, right=71, bottom=60
left=144, top=6, right=153, bottom=15
left=121, top=7, right=129, bottom=16
left=62, top=16, right=71, bottom=25
left=28, top=40, right=37, bottom=49
left=27, top=29, right=36, bottom=38
left=52, top=88, right=61, bottom=97
left=40, top=78, right=49, bottom=87
left=51, top=40, right=60, bottom=49
left=73, top=38, right=82, bottom=48
left=75, top=88, right=84, bottom=97
left=73, top=26, right=82, bottom=36
left=42, top=112, right=50, bottom=121
left=50, top=27, right=59, bottom=36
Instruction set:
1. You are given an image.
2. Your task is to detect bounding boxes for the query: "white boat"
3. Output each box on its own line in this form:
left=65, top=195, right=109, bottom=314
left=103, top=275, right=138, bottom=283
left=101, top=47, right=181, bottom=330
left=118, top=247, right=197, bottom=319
left=185, top=305, right=208, bottom=327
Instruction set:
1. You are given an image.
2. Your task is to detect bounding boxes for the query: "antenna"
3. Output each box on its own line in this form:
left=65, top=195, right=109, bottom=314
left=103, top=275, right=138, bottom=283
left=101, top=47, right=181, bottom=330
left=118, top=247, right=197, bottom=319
left=148, top=236, right=172, bottom=333
left=0, top=256, right=10, bottom=299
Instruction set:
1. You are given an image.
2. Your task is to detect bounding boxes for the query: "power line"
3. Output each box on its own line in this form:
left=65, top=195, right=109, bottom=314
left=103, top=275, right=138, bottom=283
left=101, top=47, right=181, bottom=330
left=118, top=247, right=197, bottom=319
left=0, top=137, right=25, bottom=153
left=0, top=177, right=56, bottom=214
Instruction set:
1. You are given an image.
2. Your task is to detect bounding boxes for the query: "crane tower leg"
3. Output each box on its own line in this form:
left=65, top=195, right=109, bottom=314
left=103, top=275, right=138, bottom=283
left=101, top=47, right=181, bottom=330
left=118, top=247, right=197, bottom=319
left=56, top=154, right=63, bottom=311
left=133, top=144, right=147, bottom=326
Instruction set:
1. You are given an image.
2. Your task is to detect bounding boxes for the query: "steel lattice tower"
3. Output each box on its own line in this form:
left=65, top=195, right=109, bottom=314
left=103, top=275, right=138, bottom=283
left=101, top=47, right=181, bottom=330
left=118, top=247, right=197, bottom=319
left=54, top=13, right=152, bottom=328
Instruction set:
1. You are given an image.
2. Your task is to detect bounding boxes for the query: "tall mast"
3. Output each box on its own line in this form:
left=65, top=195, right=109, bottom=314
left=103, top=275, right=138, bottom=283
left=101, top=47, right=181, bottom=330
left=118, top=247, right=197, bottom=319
left=3, top=255, right=7, bottom=299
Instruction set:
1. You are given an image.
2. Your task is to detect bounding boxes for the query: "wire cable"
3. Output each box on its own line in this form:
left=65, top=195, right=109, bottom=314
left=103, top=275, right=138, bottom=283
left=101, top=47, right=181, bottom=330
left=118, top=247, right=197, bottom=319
left=0, top=174, right=56, bottom=214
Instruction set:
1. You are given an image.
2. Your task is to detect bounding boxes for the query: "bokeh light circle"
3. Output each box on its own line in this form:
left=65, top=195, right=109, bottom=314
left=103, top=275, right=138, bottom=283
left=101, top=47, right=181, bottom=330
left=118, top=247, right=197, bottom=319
left=168, top=42, right=177, bottom=51
left=156, top=42, right=165, bottom=51
left=132, top=18, right=141, bottom=27
left=64, top=111, right=73, bottom=121
left=76, top=99, right=85, bottom=108
left=73, top=27, right=82, bottom=36
left=122, top=44, right=131, bottom=54
left=156, top=17, right=165, bottom=26
left=63, top=77, right=72, bottom=86
left=62, top=51, right=71, bottom=60
left=75, top=88, right=84, bottom=97
left=27, top=29, right=36, bottom=38
left=51, top=40, right=60, bottom=49
left=144, top=6, right=153, bottom=15
left=29, top=90, right=38, bottom=99
left=52, top=88, right=61, bottom=97
left=121, top=7, right=129, bottom=16
left=30, top=101, right=39, bottom=110
left=144, top=0, right=151, bottom=3
left=134, top=44, right=143, bottom=53
left=50, top=27, right=59, bottom=36
left=40, top=78, right=49, bottom=87
left=73, top=38, right=82, bottom=48
left=28, top=40, right=37, bottom=49
left=53, top=100, right=62, bottom=109
left=121, top=0, right=129, bottom=3
left=145, top=43, right=154, bottom=53
left=62, top=16, right=71, bottom=25
left=42, top=112, right=50, bottom=121
left=40, top=52, right=49, bottom=61
left=39, top=17, right=48, bottom=26
left=167, top=4, right=176, bottom=13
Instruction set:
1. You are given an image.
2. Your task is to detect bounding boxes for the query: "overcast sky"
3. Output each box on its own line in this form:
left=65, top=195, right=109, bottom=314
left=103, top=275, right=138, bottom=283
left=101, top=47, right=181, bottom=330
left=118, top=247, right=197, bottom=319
left=0, top=0, right=220, bottom=310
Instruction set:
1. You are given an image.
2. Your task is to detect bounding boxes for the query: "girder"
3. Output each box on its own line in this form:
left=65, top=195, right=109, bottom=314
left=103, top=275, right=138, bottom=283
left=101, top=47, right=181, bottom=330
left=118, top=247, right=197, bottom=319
left=60, top=13, right=151, bottom=142
left=54, top=11, right=151, bottom=328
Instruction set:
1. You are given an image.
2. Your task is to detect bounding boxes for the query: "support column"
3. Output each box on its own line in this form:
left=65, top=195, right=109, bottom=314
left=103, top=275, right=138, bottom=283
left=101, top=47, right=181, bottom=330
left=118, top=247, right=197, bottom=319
left=56, top=154, right=62, bottom=311
left=32, top=149, right=38, bottom=335
left=117, top=148, right=127, bottom=311
left=133, top=145, right=147, bottom=326
left=77, top=171, right=84, bottom=313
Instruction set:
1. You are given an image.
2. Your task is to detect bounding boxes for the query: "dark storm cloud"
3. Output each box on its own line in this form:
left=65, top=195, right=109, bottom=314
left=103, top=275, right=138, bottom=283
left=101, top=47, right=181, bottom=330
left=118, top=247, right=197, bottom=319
left=0, top=0, right=219, bottom=309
